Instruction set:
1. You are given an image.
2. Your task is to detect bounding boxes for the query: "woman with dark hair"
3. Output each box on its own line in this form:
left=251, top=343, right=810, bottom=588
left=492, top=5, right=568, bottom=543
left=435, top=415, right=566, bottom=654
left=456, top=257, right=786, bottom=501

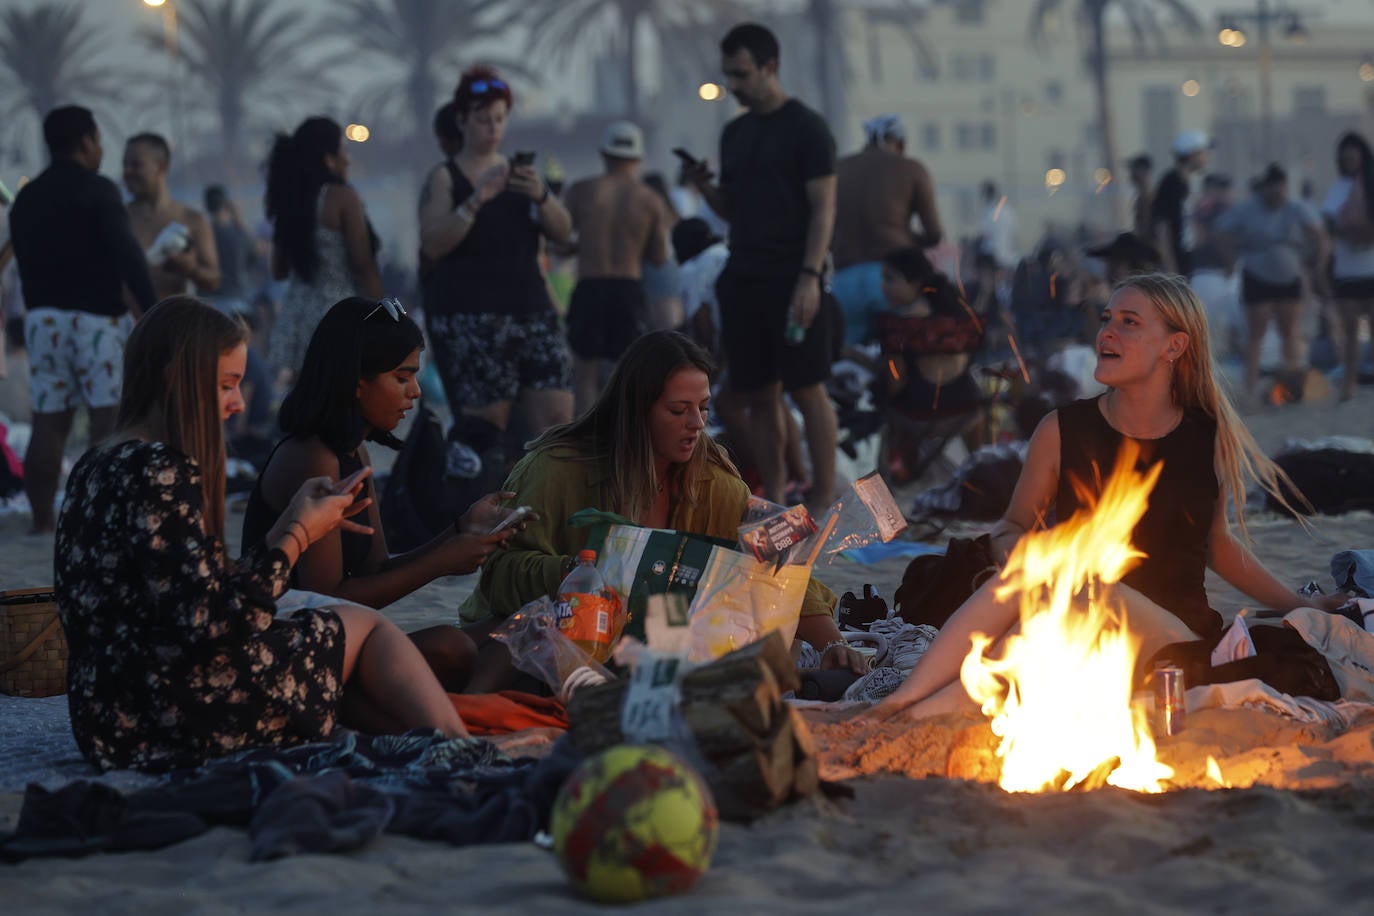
left=56, top=297, right=467, bottom=773
left=243, top=296, right=516, bottom=691
left=418, top=65, right=574, bottom=492
left=265, top=116, right=383, bottom=376
left=458, top=330, right=867, bottom=676
left=1322, top=131, right=1374, bottom=400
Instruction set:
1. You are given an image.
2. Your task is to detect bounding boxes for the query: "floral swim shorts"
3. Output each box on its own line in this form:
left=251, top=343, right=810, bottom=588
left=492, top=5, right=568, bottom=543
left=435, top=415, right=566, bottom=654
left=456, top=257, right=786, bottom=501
left=24, top=308, right=134, bottom=413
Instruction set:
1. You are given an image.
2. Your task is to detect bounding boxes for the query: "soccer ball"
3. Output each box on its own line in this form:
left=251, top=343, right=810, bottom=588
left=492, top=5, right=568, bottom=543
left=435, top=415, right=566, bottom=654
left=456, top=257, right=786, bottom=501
left=551, top=744, right=718, bottom=903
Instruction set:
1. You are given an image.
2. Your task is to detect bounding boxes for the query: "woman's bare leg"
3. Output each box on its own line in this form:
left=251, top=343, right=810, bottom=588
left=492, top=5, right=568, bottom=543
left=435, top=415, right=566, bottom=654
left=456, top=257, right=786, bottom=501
left=335, top=605, right=468, bottom=737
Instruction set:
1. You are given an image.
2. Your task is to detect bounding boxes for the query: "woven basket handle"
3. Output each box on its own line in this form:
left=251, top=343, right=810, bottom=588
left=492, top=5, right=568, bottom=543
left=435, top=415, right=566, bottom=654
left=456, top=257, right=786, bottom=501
left=0, top=616, right=62, bottom=674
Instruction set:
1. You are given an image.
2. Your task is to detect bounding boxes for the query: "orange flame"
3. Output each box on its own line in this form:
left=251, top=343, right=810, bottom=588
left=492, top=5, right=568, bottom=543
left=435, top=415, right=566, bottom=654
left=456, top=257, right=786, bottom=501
left=960, top=440, right=1175, bottom=793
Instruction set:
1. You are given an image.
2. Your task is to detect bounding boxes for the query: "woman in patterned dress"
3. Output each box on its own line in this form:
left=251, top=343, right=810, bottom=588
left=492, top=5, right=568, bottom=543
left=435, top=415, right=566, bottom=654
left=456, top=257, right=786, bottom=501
left=55, top=298, right=466, bottom=772
left=264, top=117, right=383, bottom=380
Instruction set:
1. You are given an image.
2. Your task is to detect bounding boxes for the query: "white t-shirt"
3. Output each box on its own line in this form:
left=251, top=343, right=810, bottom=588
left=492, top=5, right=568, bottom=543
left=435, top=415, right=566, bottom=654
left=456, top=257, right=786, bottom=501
left=678, top=242, right=730, bottom=326
left=1321, top=177, right=1374, bottom=280
left=977, top=201, right=1018, bottom=269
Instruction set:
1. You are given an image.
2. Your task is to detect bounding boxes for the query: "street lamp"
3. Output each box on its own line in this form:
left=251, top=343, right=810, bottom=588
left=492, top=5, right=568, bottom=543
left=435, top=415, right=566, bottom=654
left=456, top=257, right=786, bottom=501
left=1216, top=2, right=1312, bottom=159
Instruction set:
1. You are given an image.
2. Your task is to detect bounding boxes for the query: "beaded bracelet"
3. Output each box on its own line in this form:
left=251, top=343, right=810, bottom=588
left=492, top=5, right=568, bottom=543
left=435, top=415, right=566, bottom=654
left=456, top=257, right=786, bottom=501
left=820, top=638, right=850, bottom=658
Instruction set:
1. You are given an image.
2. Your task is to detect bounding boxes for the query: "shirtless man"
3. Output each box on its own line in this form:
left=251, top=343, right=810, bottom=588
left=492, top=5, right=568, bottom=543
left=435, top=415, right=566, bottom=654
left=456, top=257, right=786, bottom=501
left=124, top=133, right=219, bottom=302
left=561, top=121, right=670, bottom=411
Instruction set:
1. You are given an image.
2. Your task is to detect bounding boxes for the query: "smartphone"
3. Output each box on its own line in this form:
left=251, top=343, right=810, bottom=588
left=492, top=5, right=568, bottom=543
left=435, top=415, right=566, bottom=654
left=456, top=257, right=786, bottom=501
left=490, top=505, right=535, bottom=534
left=672, top=147, right=699, bottom=168
left=511, top=150, right=536, bottom=168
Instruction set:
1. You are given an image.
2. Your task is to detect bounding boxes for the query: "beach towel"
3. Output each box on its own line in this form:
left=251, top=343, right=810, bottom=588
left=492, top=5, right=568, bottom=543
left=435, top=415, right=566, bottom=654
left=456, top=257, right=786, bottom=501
left=0, top=729, right=581, bottom=862
left=449, top=691, right=568, bottom=735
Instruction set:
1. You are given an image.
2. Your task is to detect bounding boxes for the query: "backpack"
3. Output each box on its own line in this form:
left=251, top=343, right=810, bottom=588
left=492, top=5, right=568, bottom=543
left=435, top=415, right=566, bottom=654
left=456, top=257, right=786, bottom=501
left=380, top=402, right=467, bottom=553
left=893, top=534, right=998, bottom=630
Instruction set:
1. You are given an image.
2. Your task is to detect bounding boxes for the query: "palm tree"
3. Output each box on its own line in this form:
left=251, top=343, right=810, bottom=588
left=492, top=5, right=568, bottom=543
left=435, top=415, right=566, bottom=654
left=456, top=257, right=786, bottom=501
left=136, top=0, right=328, bottom=182
left=0, top=3, right=124, bottom=167
left=318, top=0, right=527, bottom=165
left=1029, top=0, right=1202, bottom=216
left=508, top=0, right=743, bottom=124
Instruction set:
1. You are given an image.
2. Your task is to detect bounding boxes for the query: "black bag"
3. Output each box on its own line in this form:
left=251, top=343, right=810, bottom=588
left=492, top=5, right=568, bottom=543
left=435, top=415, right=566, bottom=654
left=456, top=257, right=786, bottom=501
left=1146, top=624, right=1341, bottom=701
left=380, top=403, right=467, bottom=553
left=893, top=534, right=998, bottom=630
left=1268, top=448, right=1374, bottom=516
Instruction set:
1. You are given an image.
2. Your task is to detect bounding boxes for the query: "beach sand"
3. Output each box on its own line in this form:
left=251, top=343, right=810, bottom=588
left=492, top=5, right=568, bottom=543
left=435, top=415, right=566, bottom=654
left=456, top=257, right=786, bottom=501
left=2, top=390, right=1373, bottom=911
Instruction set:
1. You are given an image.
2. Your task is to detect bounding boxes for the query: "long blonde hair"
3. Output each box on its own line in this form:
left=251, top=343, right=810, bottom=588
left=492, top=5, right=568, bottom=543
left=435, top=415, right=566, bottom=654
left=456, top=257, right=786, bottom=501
left=1116, top=273, right=1308, bottom=537
left=117, top=297, right=247, bottom=540
left=528, top=331, right=737, bottom=522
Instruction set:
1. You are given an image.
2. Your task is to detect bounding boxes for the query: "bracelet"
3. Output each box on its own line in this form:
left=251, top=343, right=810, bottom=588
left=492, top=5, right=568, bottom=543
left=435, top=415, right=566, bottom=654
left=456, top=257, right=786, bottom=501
left=799, top=265, right=823, bottom=279
left=287, top=520, right=310, bottom=556
left=820, top=638, right=850, bottom=658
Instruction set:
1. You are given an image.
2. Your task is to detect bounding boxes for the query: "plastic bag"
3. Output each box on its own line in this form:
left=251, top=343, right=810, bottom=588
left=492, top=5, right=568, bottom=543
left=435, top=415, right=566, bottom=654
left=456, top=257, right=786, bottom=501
left=797, top=471, right=909, bottom=567
left=491, top=597, right=615, bottom=701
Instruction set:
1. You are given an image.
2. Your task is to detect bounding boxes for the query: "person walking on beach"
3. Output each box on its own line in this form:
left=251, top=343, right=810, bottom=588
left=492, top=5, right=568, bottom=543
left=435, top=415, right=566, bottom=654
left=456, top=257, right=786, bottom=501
left=7, top=106, right=156, bottom=533
left=831, top=114, right=944, bottom=348
left=124, top=133, right=220, bottom=302
left=1321, top=131, right=1374, bottom=401
left=562, top=121, right=671, bottom=413
left=1215, top=163, right=1328, bottom=402
left=1152, top=130, right=1210, bottom=276
left=682, top=22, right=840, bottom=511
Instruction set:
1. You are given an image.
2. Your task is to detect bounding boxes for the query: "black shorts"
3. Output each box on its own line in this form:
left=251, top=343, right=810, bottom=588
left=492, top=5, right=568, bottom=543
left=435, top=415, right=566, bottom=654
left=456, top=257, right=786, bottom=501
left=565, top=278, right=647, bottom=360
left=1241, top=272, right=1301, bottom=305
left=1331, top=276, right=1374, bottom=300
left=716, top=268, right=835, bottom=393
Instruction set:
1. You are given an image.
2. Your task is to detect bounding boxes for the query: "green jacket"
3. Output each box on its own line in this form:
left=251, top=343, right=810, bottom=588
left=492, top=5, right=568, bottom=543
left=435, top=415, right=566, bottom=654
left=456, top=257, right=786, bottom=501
left=458, top=444, right=838, bottom=623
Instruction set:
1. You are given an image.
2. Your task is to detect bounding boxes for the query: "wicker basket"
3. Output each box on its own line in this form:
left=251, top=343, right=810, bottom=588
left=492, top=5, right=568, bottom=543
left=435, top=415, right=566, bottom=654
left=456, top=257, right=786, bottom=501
left=0, top=587, right=67, bottom=698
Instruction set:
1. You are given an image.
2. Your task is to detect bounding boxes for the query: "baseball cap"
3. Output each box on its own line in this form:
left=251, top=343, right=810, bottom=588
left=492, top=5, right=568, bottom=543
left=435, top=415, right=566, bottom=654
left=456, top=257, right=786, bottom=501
left=1172, top=129, right=1211, bottom=157
left=600, top=121, right=644, bottom=160
left=862, top=114, right=907, bottom=144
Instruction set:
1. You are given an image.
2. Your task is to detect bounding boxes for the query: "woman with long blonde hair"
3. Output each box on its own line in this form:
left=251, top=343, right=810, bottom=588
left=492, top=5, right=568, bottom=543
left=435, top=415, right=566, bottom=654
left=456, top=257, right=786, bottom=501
left=868, top=273, right=1346, bottom=721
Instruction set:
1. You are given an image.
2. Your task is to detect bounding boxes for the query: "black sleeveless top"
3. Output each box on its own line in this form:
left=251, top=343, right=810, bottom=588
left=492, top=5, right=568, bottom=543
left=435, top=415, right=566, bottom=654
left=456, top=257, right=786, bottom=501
left=241, top=440, right=372, bottom=583
left=422, top=166, right=552, bottom=319
left=1055, top=397, right=1222, bottom=640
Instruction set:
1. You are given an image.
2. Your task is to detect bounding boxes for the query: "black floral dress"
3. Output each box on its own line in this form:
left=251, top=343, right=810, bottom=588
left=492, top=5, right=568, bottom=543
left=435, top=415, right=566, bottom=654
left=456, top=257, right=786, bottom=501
left=55, top=440, right=346, bottom=772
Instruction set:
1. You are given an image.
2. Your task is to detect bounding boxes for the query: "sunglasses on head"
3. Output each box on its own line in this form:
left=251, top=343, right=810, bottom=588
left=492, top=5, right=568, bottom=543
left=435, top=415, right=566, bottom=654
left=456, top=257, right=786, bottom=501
left=468, top=78, right=508, bottom=96
left=364, top=297, right=406, bottom=322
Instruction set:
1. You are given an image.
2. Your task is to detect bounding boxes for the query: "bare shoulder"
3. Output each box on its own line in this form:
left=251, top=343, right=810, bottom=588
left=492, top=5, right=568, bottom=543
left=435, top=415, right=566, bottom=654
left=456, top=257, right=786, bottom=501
left=263, top=436, right=340, bottom=505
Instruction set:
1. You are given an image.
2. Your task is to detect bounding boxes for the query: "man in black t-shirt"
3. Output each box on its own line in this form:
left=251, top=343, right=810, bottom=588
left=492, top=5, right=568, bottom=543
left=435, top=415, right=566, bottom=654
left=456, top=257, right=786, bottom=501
left=9, top=106, right=155, bottom=532
left=684, top=22, right=840, bottom=510
left=1151, top=130, right=1210, bottom=275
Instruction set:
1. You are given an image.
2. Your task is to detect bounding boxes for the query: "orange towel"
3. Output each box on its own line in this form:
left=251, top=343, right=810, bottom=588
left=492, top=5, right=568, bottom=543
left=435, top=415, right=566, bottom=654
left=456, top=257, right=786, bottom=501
left=448, top=690, right=569, bottom=736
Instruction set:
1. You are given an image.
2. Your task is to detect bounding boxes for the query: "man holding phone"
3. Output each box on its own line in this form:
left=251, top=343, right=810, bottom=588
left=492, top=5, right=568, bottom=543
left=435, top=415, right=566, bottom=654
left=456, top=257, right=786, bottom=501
left=561, top=121, right=671, bottom=412
left=682, top=22, right=839, bottom=511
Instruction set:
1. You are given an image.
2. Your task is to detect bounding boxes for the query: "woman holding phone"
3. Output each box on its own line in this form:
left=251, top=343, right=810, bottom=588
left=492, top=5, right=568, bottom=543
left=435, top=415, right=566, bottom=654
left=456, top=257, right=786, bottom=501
left=418, top=65, right=575, bottom=494
left=57, top=298, right=468, bottom=773
left=242, top=296, right=522, bottom=692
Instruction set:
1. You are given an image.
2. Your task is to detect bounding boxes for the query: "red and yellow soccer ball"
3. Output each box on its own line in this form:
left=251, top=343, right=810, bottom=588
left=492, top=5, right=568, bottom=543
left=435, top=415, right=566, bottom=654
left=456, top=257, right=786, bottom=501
left=551, top=745, right=719, bottom=903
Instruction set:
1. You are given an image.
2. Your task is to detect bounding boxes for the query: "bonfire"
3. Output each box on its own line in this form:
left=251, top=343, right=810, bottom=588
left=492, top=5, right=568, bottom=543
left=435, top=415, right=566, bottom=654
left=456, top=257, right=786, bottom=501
left=960, top=440, right=1176, bottom=794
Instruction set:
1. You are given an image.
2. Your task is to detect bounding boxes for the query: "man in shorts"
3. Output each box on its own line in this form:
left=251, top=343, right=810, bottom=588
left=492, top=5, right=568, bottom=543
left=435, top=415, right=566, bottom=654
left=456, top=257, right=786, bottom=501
left=561, top=121, right=671, bottom=412
left=683, top=22, right=840, bottom=509
left=8, top=106, right=156, bottom=532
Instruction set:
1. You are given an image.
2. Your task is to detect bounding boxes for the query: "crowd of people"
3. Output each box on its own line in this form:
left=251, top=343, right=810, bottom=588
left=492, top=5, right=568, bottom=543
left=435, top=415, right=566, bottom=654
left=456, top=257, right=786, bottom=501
left=0, top=20, right=1370, bottom=774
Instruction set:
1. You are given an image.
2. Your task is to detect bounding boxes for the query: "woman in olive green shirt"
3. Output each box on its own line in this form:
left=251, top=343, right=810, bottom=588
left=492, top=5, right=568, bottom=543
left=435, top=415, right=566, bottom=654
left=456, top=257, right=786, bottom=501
left=459, top=331, right=866, bottom=674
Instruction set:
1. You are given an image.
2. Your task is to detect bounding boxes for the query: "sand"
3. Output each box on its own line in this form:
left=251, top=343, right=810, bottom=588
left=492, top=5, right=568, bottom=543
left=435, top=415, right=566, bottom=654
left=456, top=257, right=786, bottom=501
left=2, top=389, right=1374, bottom=911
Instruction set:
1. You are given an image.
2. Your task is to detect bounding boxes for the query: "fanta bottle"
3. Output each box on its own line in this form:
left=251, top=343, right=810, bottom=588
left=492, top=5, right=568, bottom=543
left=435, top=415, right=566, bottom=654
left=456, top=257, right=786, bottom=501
left=554, top=550, right=624, bottom=662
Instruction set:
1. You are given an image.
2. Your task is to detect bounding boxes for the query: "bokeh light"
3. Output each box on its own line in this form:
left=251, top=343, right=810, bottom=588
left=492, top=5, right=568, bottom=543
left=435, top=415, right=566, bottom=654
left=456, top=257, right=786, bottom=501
left=142, top=0, right=168, bottom=7
left=1045, top=168, right=1066, bottom=189
left=698, top=82, right=723, bottom=102
left=1093, top=168, right=1112, bottom=184
left=1181, top=79, right=1201, bottom=97
left=344, top=123, right=370, bottom=142
left=1361, top=63, right=1374, bottom=82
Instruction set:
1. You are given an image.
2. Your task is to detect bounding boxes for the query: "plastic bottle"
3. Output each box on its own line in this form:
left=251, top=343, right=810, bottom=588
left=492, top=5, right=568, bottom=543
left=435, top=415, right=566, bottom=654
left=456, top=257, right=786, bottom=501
left=554, top=549, right=624, bottom=663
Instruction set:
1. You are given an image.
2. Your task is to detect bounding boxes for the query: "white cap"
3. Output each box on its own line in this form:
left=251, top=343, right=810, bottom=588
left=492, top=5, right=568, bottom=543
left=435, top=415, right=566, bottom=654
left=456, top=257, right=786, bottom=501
left=863, top=114, right=907, bottom=144
left=1172, top=129, right=1211, bottom=157
left=600, top=121, right=644, bottom=160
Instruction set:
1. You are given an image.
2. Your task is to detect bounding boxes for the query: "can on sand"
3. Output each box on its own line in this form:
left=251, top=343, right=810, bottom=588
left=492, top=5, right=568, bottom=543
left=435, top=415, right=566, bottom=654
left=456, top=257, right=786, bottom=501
left=1154, top=665, right=1186, bottom=736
